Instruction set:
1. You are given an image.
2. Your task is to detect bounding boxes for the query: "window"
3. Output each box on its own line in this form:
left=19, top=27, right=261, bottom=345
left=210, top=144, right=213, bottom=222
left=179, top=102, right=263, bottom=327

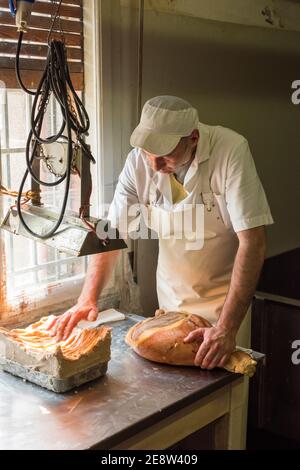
left=0, top=0, right=88, bottom=320
left=0, top=89, right=88, bottom=313
left=0, top=0, right=131, bottom=323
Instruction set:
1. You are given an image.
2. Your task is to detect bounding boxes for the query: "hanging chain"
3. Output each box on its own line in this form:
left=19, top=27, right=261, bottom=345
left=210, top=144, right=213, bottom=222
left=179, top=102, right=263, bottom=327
left=47, top=0, right=65, bottom=46
left=37, top=140, right=79, bottom=178
left=67, top=93, right=82, bottom=172
left=37, top=86, right=50, bottom=116
left=31, top=2, right=77, bottom=180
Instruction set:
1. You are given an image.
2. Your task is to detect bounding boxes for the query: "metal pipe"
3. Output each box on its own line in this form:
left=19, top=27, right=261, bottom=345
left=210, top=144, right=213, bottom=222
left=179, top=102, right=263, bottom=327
left=14, top=0, right=35, bottom=32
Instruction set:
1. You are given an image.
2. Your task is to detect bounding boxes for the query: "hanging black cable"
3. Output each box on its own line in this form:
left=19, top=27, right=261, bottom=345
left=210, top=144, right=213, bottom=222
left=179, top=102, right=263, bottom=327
left=16, top=31, right=39, bottom=96
left=15, top=3, right=95, bottom=240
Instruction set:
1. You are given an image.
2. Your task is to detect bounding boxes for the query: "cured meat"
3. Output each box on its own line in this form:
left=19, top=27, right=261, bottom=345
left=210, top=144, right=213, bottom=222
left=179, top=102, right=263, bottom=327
left=0, top=315, right=111, bottom=380
left=126, top=310, right=257, bottom=377
left=0, top=315, right=110, bottom=361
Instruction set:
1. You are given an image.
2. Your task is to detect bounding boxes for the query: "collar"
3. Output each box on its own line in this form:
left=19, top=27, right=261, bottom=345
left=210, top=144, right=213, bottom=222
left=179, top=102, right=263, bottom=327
left=142, top=122, right=212, bottom=202
left=183, top=122, right=211, bottom=188
left=194, top=122, right=211, bottom=165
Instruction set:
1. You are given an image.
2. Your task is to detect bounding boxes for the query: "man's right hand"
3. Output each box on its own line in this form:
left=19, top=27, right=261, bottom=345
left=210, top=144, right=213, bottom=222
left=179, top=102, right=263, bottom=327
left=47, top=300, right=98, bottom=341
left=47, top=250, right=121, bottom=342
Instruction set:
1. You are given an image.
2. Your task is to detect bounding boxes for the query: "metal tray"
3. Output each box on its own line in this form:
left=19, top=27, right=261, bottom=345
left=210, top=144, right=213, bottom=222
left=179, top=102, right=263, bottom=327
left=0, top=357, right=108, bottom=393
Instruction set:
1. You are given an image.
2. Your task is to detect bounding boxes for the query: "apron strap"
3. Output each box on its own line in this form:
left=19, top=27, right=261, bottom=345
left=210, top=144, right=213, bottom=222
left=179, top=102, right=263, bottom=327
left=149, top=180, right=157, bottom=206
left=200, top=159, right=214, bottom=212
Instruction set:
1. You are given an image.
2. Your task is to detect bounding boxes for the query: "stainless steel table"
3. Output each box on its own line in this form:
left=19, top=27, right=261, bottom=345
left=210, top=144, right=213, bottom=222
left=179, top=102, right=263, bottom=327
left=0, top=314, right=250, bottom=450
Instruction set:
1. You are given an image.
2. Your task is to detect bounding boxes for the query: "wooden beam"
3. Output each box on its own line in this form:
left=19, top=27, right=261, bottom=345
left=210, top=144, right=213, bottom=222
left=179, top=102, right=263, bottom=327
left=0, top=41, right=82, bottom=60
left=0, top=10, right=83, bottom=34
left=0, top=25, right=82, bottom=47
left=0, top=68, right=84, bottom=90
left=0, top=56, right=83, bottom=72
left=0, top=0, right=82, bottom=19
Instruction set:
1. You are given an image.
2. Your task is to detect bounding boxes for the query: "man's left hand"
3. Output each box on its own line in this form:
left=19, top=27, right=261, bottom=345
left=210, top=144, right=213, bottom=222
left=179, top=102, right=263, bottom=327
left=183, top=326, right=236, bottom=369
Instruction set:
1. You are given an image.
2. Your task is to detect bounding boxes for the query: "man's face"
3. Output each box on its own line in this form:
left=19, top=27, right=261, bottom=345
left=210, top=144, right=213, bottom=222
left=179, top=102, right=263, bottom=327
left=143, top=130, right=199, bottom=174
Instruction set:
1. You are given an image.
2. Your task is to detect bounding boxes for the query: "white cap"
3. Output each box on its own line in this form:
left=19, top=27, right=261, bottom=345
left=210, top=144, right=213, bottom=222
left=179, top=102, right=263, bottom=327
left=130, top=96, right=199, bottom=156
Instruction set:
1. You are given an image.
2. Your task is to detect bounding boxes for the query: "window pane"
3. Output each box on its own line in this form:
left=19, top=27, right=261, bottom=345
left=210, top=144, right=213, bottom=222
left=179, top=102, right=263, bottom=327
left=7, top=91, right=28, bottom=149
left=13, top=234, right=34, bottom=272
left=3, top=152, right=31, bottom=194
left=1, top=89, right=87, bottom=305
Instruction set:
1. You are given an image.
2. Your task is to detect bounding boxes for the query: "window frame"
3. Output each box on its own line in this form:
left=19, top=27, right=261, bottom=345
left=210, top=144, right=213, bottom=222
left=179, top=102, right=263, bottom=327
left=0, top=0, right=121, bottom=324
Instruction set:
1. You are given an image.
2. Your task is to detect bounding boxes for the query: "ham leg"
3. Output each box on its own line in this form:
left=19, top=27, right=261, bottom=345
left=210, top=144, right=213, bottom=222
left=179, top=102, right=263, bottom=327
left=126, top=310, right=257, bottom=377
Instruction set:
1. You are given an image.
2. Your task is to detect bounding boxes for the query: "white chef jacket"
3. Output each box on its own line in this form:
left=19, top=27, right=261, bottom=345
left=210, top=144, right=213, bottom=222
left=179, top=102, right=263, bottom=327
left=108, top=122, right=274, bottom=235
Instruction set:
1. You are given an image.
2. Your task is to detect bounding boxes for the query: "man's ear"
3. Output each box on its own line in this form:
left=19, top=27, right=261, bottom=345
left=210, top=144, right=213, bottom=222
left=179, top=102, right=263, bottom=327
left=190, top=129, right=199, bottom=146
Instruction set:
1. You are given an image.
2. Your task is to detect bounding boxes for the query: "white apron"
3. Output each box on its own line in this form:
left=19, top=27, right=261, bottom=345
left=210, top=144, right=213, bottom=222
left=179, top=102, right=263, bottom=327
left=146, top=158, right=239, bottom=325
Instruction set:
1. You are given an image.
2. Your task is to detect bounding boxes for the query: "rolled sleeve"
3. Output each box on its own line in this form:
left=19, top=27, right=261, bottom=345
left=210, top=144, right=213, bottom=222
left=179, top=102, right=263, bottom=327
left=225, top=140, right=274, bottom=232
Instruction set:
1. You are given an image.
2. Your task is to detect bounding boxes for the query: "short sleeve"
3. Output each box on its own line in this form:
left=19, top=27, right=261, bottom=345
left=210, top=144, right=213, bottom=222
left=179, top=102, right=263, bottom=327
left=225, top=140, right=274, bottom=232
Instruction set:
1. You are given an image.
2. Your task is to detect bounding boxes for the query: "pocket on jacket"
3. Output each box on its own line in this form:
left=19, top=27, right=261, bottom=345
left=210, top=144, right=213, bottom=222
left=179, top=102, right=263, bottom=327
left=214, top=194, right=232, bottom=229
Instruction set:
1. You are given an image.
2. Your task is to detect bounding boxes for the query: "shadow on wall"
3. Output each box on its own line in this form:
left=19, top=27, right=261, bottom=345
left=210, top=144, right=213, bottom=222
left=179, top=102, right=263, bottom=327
left=137, top=238, right=159, bottom=317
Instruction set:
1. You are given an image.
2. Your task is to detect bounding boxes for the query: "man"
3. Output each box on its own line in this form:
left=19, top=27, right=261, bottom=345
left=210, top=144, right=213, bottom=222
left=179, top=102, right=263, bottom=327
left=49, top=96, right=273, bottom=370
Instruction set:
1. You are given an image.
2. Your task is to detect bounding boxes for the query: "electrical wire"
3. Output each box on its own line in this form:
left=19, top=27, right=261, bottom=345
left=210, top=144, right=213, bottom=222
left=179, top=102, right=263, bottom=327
left=14, top=3, right=95, bottom=240
left=16, top=31, right=38, bottom=96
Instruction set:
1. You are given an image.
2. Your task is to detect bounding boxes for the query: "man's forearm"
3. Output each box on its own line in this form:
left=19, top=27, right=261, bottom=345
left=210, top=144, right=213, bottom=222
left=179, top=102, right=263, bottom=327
left=217, top=227, right=266, bottom=335
left=78, top=250, right=121, bottom=304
